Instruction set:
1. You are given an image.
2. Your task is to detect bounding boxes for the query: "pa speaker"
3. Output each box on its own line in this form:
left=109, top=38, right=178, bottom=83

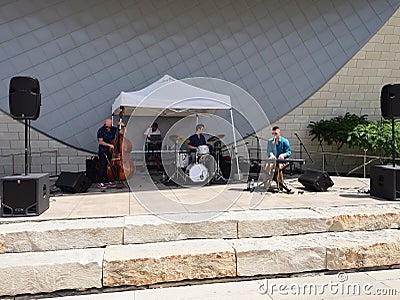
left=9, top=76, right=41, bottom=120
left=298, top=169, right=334, bottom=192
left=55, top=172, right=92, bottom=193
left=86, top=157, right=100, bottom=183
left=381, top=83, right=400, bottom=120
left=370, top=165, right=400, bottom=200
left=1, top=173, right=49, bottom=217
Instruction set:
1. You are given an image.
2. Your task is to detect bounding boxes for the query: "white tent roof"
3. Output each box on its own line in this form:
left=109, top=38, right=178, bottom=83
left=112, top=75, right=231, bottom=116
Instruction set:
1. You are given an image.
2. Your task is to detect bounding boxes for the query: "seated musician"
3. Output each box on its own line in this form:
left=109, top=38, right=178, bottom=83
left=187, top=124, right=207, bottom=164
left=263, top=126, right=292, bottom=192
left=144, top=122, right=162, bottom=170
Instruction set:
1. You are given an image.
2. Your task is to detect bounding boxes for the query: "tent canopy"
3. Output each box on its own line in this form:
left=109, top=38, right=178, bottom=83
left=112, top=75, right=231, bottom=116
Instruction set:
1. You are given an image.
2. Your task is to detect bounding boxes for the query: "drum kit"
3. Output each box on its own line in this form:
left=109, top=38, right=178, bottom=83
left=167, top=133, right=226, bottom=184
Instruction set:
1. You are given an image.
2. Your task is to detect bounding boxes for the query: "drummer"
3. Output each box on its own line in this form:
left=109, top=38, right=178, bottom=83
left=187, top=124, right=212, bottom=163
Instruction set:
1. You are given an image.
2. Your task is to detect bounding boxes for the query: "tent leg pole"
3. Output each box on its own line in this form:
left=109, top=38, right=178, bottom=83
left=230, top=109, right=241, bottom=181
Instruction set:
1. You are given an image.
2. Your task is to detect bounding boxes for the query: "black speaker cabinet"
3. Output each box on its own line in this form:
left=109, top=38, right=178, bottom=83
left=55, top=172, right=92, bottom=193
left=1, top=173, right=50, bottom=217
left=370, top=165, right=400, bottom=200
left=381, top=83, right=400, bottom=119
left=9, top=76, right=41, bottom=120
left=86, top=158, right=100, bottom=183
left=298, top=169, right=334, bottom=192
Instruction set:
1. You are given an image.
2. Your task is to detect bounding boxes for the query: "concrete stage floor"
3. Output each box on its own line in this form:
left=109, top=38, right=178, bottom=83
left=0, top=172, right=395, bottom=223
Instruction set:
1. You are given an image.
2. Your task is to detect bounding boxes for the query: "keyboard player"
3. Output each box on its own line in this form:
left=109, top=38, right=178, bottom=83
left=263, top=126, right=292, bottom=192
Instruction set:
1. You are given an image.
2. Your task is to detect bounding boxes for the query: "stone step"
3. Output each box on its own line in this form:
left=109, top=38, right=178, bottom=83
left=1, top=204, right=400, bottom=254
left=234, top=229, right=400, bottom=277
left=2, top=229, right=400, bottom=296
left=0, top=217, right=124, bottom=253
left=0, top=248, right=103, bottom=296
left=103, top=239, right=236, bottom=287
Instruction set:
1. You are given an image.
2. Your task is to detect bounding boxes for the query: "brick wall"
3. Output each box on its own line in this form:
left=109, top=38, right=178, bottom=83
left=0, top=112, right=90, bottom=177
left=271, top=7, right=400, bottom=176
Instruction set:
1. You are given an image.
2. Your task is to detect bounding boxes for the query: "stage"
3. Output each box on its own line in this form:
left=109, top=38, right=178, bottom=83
left=0, top=174, right=393, bottom=222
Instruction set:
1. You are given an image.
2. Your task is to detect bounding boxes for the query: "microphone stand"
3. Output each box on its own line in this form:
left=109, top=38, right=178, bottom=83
left=294, top=133, right=313, bottom=170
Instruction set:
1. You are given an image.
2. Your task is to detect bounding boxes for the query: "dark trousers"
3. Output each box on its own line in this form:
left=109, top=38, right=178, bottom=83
left=98, top=150, right=112, bottom=183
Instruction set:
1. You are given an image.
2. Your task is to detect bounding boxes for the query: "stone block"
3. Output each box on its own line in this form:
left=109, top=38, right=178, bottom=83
left=0, top=248, right=103, bottom=296
left=0, top=240, right=4, bottom=254
left=124, top=214, right=237, bottom=244
left=326, top=229, right=400, bottom=270
left=0, top=217, right=124, bottom=253
left=233, top=235, right=326, bottom=276
left=316, top=205, right=400, bottom=232
left=233, top=209, right=328, bottom=238
left=103, top=239, right=236, bottom=287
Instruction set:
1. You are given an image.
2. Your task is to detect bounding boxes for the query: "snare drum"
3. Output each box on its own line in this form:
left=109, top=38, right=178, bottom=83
left=197, top=145, right=209, bottom=155
left=187, top=163, right=209, bottom=183
left=177, top=153, right=189, bottom=168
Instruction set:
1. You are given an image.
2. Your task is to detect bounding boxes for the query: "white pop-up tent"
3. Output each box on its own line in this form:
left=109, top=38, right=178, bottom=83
left=111, top=74, right=241, bottom=179
left=112, top=75, right=232, bottom=116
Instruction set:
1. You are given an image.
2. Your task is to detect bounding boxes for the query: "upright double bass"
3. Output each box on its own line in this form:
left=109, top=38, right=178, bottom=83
left=107, top=106, right=135, bottom=181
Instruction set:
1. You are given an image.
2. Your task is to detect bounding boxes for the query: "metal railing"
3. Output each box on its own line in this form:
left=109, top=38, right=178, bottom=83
left=0, top=150, right=58, bottom=176
left=303, top=150, right=399, bottom=178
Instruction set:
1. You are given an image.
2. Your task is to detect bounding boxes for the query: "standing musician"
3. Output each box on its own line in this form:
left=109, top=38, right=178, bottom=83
left=263, top=126, right=292, bottom=192
left=97, top=118, right=125, bottom=188
left=187, top=124, right=207, bottom=164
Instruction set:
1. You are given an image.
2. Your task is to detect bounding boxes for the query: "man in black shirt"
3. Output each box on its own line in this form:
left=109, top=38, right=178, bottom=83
left=97, top=118, right=118, bottom=188
left=188, top=124, right=207, bottom=164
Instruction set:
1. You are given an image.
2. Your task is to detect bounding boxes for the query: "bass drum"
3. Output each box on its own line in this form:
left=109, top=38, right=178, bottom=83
left=187, top=163, right=209, bottom=183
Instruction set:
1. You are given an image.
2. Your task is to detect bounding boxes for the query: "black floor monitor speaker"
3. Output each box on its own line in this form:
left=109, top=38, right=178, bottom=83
left=55, top=172, right=92, bottom=193
left=1, top=173, right=50, bottom=217
left=381, top=83, right=400, bottom=119
left=370, top=165, right=400, bottom=200
left=298, top=169, right=334, bottom=192
left=9, top=76, right=41, bottom=120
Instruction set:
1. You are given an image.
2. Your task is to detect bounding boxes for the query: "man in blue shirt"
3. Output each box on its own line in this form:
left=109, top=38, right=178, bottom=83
left=263, top=126, right=292, bottom=192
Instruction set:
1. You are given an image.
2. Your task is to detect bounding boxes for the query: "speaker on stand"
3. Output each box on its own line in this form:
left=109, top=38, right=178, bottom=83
left=9, top=76, right=41, bottom=175
left=370, top=84, right=400, bottom=200
left=1, top=76, right=50, bottom=217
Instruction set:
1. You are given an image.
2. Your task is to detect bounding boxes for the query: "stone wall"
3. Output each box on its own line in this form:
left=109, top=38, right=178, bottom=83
left=272, top=8, right=400, bottom=176
left=0, top=112, right=90, bottom=177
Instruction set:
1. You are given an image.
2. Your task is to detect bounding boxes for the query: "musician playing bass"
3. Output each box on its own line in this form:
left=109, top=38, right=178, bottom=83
left=263, top=126, right=292, bottom=192
left=97, top=118, right=125, bottom=188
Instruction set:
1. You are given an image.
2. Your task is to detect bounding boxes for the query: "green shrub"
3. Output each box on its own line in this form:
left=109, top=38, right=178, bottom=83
left=307, top=113, right=369, bottom=150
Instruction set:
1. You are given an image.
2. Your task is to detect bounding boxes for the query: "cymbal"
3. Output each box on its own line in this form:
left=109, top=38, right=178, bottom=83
left=207, top=134, right=225, bottom=142
left=169, top=134, right=183, bottom=142
left=182, top=138, right=190, bottom=144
